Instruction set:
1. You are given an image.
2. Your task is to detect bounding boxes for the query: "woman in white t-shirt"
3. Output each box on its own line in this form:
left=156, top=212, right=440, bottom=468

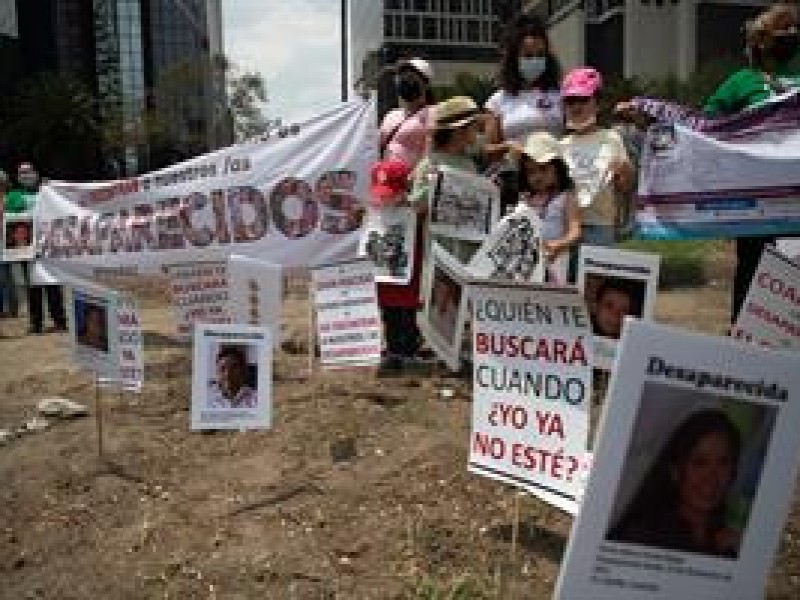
left=484, top=14, right=564, bottom=161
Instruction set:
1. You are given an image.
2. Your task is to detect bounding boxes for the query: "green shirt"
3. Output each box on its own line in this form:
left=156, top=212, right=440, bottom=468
left=4, top=189, right=36, bottom=214
left=408, top=151, right=477, bottom=205
left=704, top=66, right=800, bottom=117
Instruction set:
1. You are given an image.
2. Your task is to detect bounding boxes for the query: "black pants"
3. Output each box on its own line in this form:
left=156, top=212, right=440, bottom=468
left=381, top=306, right=419, bottom=358
left=732, top=236, right=773, bottom=323
left=27, top=285, right=67, bottom=330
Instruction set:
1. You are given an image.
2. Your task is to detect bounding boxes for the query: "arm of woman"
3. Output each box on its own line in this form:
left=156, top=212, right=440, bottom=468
left=483, top=111, right=520, bottom=162
left=544, top=192, right=582, bottom=259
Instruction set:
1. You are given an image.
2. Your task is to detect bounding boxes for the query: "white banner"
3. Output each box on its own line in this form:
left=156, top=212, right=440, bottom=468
left=36, top=99, right=377, bottom=270
left=468, top=283, right=592, bottom=514
left=577, top=246, right=660, bottom=371
left=732, top=246, right=800, bottom=352
left=191, top=324, right=272, bottom=430
left=429, top=165, right=500, bottom=242
left=556, top=321, right=800, bottom=599
left=311, top=258, right=382, bottom=369
left=358, top=206, right=416, bottom=285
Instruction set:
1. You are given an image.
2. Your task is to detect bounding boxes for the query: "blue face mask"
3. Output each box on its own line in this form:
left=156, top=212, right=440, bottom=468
left=519, top=57, right=547, bottom=83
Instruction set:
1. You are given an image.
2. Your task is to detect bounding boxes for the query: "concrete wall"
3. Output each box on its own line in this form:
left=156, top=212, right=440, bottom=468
left=548, top=5, right=587, bottom=72
left=347, top=0, right=384, bottom=98
left=624, top=0, right=682, bottom=80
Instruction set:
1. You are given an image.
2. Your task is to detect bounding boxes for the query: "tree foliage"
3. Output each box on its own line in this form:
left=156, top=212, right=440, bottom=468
left=433, top=72, right=496, bottom=106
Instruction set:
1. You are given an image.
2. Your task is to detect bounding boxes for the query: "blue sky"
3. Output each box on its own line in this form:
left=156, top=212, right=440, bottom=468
left=223, top=0, right=342, bottom=123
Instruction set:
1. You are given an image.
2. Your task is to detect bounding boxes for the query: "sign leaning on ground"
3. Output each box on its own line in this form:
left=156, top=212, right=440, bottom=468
left=556, top=321, right=800, bottom=600
left=67, top=284, right=121, bottom=381
left=578, top=245, right=660, bottom=371
left=227, top=254, right=283, bottom=344
left=310, top=258, right=382, bottom=369
left=467, top=281, right=593, bottom=514
left=166, top=260, right=231, bottom=339
left=732, top=246, right=800, bottom=352
left=107, top=294, right=144, bottom=392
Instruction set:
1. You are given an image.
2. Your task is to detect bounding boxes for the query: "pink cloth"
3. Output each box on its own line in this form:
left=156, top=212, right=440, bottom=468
left=380, top=106, right=431, bottom=169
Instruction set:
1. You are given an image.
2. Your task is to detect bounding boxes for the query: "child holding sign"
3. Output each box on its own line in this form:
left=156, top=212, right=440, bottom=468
left=517, top=132, right=581, bottom=283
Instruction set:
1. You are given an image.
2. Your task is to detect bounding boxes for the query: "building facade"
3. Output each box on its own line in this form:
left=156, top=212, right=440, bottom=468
left=527, top=0, right=769, bottom=82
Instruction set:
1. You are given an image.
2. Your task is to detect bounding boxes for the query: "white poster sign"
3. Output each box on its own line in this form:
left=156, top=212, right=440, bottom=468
left=67, top=286, right=120, bottom=380
left=311, top=258, right=382, bottom=369
left=468, top=206, right=545, bottom=284
left=578, top=246, right=660, bottom=370
left=166, top=260, right=231, bottom=338
left=556, top=321, right=800, bottom=600
left=112, top=295, right=144, bottom=392
left=36, top=98, right=376, bottom=271
left=732, top=246, right=800, bottom=352
left=468, top=283, right=592, bottom=514
left=429, top=165, right=500, bottom=242
left=3, top=212, right=35, bottom=262
left=191, top=324, right=272, bottom=430
left=228, top=254, right=282, bottom=339
left=358, top=206, right=416, bottom=285
left=418, top=243, right=471, bottom=371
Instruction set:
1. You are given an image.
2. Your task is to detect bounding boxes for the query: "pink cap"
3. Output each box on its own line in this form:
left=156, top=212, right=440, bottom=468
left=562, top=67, right=602, bottom=97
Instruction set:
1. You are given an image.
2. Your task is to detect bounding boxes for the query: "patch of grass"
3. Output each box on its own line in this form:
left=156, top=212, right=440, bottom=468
left=621, top=239, right=726, bottom=289
left=406, top=574, right=493, bottom=600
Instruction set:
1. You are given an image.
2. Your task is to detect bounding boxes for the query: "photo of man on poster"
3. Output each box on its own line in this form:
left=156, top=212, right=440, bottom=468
left=207, top=344, right=257, bottom=409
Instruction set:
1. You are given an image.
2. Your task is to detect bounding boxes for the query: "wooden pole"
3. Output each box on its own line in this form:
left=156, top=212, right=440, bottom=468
left=508, top=492, right=522, bottom=599
left=94, top=377, right=104, bottom=459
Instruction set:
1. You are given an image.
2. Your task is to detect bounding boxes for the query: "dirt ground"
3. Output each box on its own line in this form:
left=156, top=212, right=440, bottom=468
left=0, top=273, right=798, bottom=599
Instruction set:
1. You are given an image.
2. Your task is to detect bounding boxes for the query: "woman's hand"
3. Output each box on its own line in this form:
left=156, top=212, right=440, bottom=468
left=609, top=158, right=634, bottom=193
left=543, top=239, right=566, bottom=261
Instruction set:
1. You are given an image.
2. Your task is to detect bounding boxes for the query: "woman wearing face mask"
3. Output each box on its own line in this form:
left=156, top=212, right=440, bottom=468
left=616, top=3, right=800, bottom=323
left=484, top=14, right=563, bottom=161
left=380, top=58, right=435, bottom=169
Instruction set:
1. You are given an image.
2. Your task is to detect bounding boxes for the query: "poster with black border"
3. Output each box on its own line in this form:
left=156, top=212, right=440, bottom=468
left=191, top=323, right=272, bottom=431
left=67, top=285, right=120, bottom=381
left=467, top=281, right=593, bottom=514
left=555, top=320, right=800, bottom=600
left=418, top=243, right=471, bottom=372
left=577, top=245, right=660, bottom=370
left=428, top=165, right=500, bottom=243
left=3, top=212, right=36, bottom=262
left=358, top=206, right=417, bottom=285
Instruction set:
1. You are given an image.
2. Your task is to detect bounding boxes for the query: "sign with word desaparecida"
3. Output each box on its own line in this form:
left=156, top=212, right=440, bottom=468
left=578, top=246, right=660, bottom=371
left=429, top=164, right=500, bottom=242
left=311, top=258, right=382, bottom=369
left=468, top=282, right=593, bottom=514
left=556, top=321, right=800, bottom=600
left=732, top=246, right=800, bottom=352
left=191, top=324, right=272, bottom=430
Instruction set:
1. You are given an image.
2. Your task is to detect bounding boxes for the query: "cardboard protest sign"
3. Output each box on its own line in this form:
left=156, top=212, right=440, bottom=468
left=227, top=254, right=282, bottom=340
left=166, top=260, right=231, bottom=338
left=3, top=212, right=36, bottom=262
left=429, top=165, right=500, bottom=242
left=113, top=295, right=144, bottom=392
left=468, top=206, right=545, bottom=284
left=578, top=246, right=660, bottom=370
left=191, top=324, right=272, bottom=430
left=732, top=246, right=800, bottom=352
left=556, top=321, right=800, bottom=600
left=418, top=243, right=471, bottom=371
left=67, top=286, right=120, bottom=380
left=311, top=258, right=382, bottom=369
left=358, top=206, right=416, bottom=285
left=467, top=282, right=592, bottom=514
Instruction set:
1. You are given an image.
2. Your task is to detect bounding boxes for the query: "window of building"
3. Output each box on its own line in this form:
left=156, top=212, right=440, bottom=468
left=404, top=14, right=420, bottom=38
left=386, top=0, right=401, bottom=9
left=384, top=14, right=394, bottom=36
left=422, top=16, right=437, bottom=40
left=414, top=0, right=427, bottom=11
left=466, top=19, right=480, bottom=42
left=449, top=0, right=463, bottom=13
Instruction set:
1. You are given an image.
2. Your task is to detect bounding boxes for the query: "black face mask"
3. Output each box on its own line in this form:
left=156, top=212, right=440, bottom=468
left=397, top=78, right=422, bottom=102
left=770, top=33, right=800, bottom=63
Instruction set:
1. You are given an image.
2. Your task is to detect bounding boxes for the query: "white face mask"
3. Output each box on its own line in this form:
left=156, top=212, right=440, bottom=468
left=519, top=57, right=547, bottom=83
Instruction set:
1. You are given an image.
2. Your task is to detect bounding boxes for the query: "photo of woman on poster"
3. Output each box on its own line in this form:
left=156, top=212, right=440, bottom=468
left=608, top=409, right=746, bottom=558
left=76, top=300, right=109, bottom=353
left=5, top=219, right=33, bottom=249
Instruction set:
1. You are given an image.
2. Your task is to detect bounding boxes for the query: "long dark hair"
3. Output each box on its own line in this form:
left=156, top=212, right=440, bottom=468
left=397, top=63, right=435, bottom=106
left=518, top=155, right=574, bottom=194
left=610, top=409, right=741, bottom=542
left=499, top=14, right=561, bottom=95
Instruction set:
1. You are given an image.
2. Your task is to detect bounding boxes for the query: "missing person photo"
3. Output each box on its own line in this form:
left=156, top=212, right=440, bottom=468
left=207, top=343, right=258, bottom=409
left=429, top=265, right=462, bottom=345
left=606, top=382, right=776, bottom=560
left=74, top=297, right=109, bottom=353
left=4, top=217, right=33, bottom=249
left=585, top=273, right=647, bottom=340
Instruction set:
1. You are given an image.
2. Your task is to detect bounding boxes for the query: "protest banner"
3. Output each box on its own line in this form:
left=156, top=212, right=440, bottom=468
left=636, top=91, right=800, bottom=240
left=191, top=324, right=272, bottom=430
left=112, top=295, right=144, bottom=392
left=732, top=246, right=800, bottom=352
left=310, top=258, right=382, bottom=369
left=35, top=98, right=376, bottom=270
left=467, top=282, right=592, bottom=514
left=555, top=321, right=800, bottom=600
left=358, top=206, right=416, bottom=285
left=166, top=260, right=231, bottom=339
left=468, top=206, right=545, bottom=284
left=418, top=243, right=471, bottom=371
left=776, top=238, right=800, bottom=262
left=228, top=254, right=282, bottom=339
left=67, top=285, right=120, bottom=381
left=578, top=246, right=660, bottom=371
left=429, top=165, right=500, bottom=242
left=3, top=212, right=35, bottom=262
